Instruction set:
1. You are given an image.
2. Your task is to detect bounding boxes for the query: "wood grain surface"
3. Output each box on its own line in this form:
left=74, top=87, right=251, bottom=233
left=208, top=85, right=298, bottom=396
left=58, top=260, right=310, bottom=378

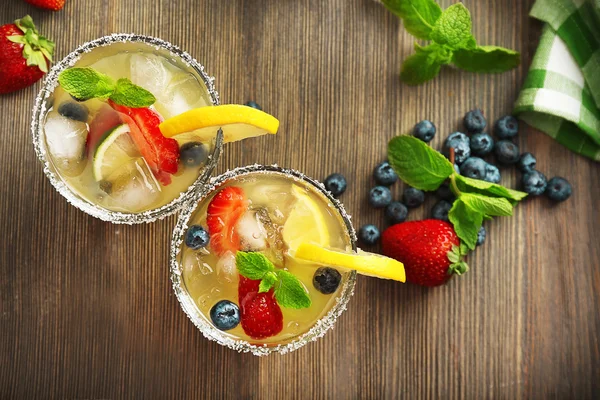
left=1, top=0, right=599, bottom=398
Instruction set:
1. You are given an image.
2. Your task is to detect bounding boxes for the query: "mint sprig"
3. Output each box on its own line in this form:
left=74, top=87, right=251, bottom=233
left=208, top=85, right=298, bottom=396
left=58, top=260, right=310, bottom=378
left=388, top=136, right=527, bottom=250
left=382, top=1, right=520, bottom=85
left=236, top=252, right=311, bottom=309
left=58, top=67, right=156, bottom=108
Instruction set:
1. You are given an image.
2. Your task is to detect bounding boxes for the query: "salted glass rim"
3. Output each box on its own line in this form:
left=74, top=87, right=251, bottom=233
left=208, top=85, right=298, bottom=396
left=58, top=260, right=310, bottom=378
left=170, top=164, right=358, bottom=356
left=31, top=33, right=224, bottom=224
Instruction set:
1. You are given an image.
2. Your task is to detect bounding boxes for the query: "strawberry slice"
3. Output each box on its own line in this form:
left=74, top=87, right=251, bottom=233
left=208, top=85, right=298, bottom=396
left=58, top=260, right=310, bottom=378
left=87, top=105, right=122, bottom=156
left=206, top=187, right=248, bottom=255
left=108, top=101, right=179, bottom=185
left=238, top=276, right=283, bottom=339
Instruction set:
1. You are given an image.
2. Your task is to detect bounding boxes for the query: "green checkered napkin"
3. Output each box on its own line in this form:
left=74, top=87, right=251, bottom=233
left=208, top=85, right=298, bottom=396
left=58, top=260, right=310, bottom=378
left=514, top=0, right=600, bottom=161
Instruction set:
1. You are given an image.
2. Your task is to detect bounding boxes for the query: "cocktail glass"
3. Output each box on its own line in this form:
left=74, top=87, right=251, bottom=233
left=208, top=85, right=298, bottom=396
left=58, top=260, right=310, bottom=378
left=31, top=34, right=223, bottom=223
left=170, top=165, right=357, bottom=355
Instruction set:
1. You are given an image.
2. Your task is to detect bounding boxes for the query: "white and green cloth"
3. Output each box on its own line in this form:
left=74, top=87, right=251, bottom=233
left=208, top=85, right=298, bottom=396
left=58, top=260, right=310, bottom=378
left=514, top=0, right=600, bottom=161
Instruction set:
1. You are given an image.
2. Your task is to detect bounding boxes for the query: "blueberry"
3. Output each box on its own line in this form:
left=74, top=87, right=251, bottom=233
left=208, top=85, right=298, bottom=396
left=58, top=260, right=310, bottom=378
left=210, top=300, right=240, bottom=331
left=373, top=161, right=398, bottom=186
left=245, top=101, right=262, bottom=110
left=324, top=173, right=347, bottom=197
left=495, top=140, right=520, bottom=165
left=403, top=187, right=425, bottom=208
left=313, top=267, right=342, bottom=294
left=443, top=132, right=471, bottom=165
left=460, top=157, right=487, bottom=180
left=494, top=115, right=519, bottom=139
left=435, top=183, right=455, bottom=201
left=358, top=224, right=380, bottom=245
left=185, top=225, right=210, bottom=249
left=470, top=133, right=494, bottom=156
left=369, top=186, right=392, bottom=208
left=517, top=152, right=536, bottom=173
left=453, top=164, right=460, bottom=174
left=385, top=201, right=408, bottom=224
left=431, top=200, right=452, bottom=222
left=58, top=102, right=89, bottom=122
left=521, top=170, right=547, bottom=196
left=412, top=120, right=436, bottom=142
left=180, top=142, right=209, bottom=167
left=476, top=226, right=486, bottom=246
left=545, top=177, right=572, bottom=202
left=483, top=163, right=501, bottom=183
left=463, top=109, right=487, bottom=133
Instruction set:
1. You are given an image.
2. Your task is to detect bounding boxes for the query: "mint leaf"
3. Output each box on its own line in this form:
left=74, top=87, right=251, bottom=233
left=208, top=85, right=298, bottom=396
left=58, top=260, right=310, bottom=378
left=452, top=45, right=520, bottom=73
left=109, top=78, right=156, bottom=108
left=448, top=199, right=483, bottom=250
left=382, top=0, right=442, bottom=40
left=430, top=3, right=472, bottom=49
left=388, top=135, right=455, bottom=191
left=274, top=270, right=311, bottom=309
left=235, top=251, right=274, bottom=280
left=58, top=68, right=115, bottom=101
left=455, top=175, right=527, bottom=205
left=460, top=192, right=513, bottom=217
left=400, top=43, right=451, bottom=85
left=258, top=271, right=278, bottom=293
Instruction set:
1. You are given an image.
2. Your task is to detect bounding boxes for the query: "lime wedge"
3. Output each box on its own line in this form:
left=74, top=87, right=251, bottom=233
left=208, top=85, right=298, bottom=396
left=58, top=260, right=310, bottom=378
left=294, top=243, right=406, bottom=282
left=92, top=124, right=139, bottom=181
left=159, top=105, right=279, bottom=143
left=282, top=185, right=330, bottom=251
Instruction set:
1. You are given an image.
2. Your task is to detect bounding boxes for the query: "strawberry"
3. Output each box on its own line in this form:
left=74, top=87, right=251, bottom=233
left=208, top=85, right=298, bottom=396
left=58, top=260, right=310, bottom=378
left=238, top=276, right=283, bottom=339
left=86, top=105, right=122, bottom=155
left=206, top=187, right=248, bottom=255
left=109, top=101, right=180, bottom=185
left=382, top=219, right=467, bottom=287
left=0, top=16, right=54, bottom=94
left=24, top=0, right=66, bottom=11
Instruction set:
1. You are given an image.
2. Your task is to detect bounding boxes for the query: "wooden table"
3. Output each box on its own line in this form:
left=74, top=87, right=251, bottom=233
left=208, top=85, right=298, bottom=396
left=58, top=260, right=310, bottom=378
left=2, top=0, right=599, bottom=398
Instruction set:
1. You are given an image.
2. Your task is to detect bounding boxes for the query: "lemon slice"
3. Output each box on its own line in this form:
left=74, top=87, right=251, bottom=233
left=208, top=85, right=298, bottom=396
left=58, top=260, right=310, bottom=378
left=282, top=185, right=330, bottom=250
left=159, top=105, right=279, bottom=143
left=294, top=243, right=406, bottom=282
left=92, top=124, right=139, bottom=181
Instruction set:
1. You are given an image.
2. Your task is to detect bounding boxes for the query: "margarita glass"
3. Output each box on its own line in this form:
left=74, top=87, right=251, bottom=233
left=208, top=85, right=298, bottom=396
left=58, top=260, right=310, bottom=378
left=32, top=34, right=223, bottom=223
left=171, top=165, right=358, bottom=355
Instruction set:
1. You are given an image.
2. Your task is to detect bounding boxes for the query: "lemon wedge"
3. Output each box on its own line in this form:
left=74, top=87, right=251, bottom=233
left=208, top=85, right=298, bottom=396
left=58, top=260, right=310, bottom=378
left=159, top=105, right=279, bottom=143
left=294, top=243, right=406, bottom=282
left=282, top=185, right=330, bottom=250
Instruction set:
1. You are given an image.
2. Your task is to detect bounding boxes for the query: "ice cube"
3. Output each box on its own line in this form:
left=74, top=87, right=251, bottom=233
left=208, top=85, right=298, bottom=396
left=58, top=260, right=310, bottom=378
left=130, top=54, right=173, bottom=98
left=216, top=251, right=237, bottom=284
left=236, top=210, right=268, bottom=251
left=108, top=158, right=161, bottom=212
left=158, top=74, right=208, bottom=119
left=44, top=112, right=88, bottom=176
left=255, top=208, right=286, bottom=265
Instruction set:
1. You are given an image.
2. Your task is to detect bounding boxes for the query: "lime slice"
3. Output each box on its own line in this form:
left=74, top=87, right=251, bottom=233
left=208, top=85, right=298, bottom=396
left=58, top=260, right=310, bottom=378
left=159, top=105, right=279, bottom=143
left=92, top=124, right=139, bottom=181
left=294, top=243, right=406, bottom=282
left=282, top=185, right=330, bottom=251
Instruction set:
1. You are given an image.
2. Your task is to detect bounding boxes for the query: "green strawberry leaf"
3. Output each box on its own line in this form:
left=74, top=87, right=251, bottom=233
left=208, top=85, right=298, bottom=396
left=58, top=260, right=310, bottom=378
left=448, top=199, right=483, bottom=250
left=460, top=192, right=513, bottom=217
left=109, top=78, right=156, bottom=108
left=452, top=45, right=520, bottom=73
left=59, top=68, right=116, bottom=101
left=274, top=270, right=311, bottom=309
left=400, top=43, right=452, bottom=85
left=388, top=135, right=455, bottom=191
left=454, top=175, right=527, bottom=205
left=382, top=0, right=442, bottom=40
left=430, top=3, right=473, bottom=49
left=235, top=251, right=275, bottom=280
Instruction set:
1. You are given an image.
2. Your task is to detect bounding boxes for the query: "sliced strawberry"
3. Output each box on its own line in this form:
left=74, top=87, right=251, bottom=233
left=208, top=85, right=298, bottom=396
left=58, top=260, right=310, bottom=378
left=206, top=187, right=248, bottom=255
left=86, top=105, right=122, bottom=156
left=238, top=276, right=283, bottom=339
left=108, top=101, right=179, bottom=185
